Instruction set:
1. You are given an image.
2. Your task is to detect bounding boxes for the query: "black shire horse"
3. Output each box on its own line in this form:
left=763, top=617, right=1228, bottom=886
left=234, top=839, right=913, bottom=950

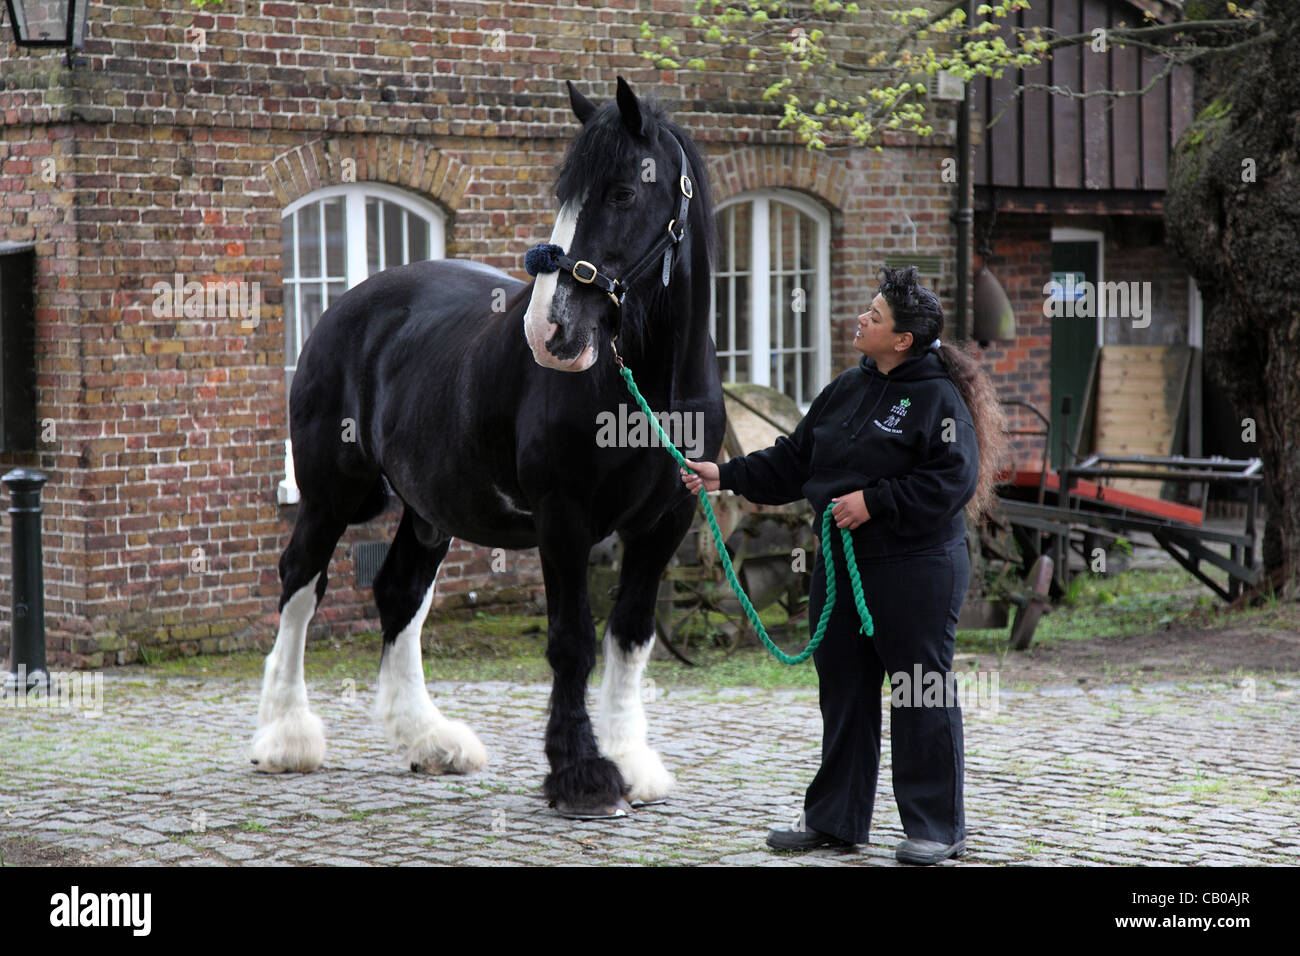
left=250, top=77, right=725, bottom=818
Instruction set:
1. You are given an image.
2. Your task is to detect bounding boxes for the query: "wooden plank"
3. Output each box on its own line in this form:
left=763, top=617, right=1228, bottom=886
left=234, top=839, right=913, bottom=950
left=1095, top=433, right=1171, bottom=446
left=1095, top=420, right=1171, bottom=434
left=1090, top=387, right=1183, bottom=403
left=1008, top=470, right=1204, bottom=525
left=1140, top=51, right=1168, bottom=189
left=1081, top=0, right=1110, bottom=189
left=989, top=8, right=1021, bottom=189
left=1021, top=0, right=1051, bottom=188
left=1093, top=344, right=1193, bottom=498
left=1100, top=345, right=1172, bottom=362
left=1052, top=0, right=1083, bottom=189
left=1110, top=32, right=1141, bottom=189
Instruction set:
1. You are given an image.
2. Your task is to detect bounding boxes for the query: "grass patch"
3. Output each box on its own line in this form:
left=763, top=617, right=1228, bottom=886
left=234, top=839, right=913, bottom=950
left=124, top=567, right=1294, bottom=689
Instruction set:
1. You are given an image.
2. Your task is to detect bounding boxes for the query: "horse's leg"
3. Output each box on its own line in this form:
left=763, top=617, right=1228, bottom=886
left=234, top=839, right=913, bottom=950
left=250, top=501, right=347, bottom=773
left=597, top=497, right=695, bottom=805
left=374, top=509, right=487, bottom=774
left=538, top=499, right=629, bottom=817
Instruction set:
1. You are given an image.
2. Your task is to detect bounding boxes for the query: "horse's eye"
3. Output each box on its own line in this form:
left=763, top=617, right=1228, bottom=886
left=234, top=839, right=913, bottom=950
left=607, top=187, right=636, bottom=205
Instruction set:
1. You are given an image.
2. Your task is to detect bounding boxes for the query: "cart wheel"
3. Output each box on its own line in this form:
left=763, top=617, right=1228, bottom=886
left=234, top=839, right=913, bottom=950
left=1008, top=554, right=1054, bottom=651
left=655, top=580, right=701, bottom=666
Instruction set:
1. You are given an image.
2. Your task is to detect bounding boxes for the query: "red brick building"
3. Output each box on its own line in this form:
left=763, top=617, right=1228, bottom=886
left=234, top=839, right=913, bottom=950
left=0, top=0, right=1221, bottom=667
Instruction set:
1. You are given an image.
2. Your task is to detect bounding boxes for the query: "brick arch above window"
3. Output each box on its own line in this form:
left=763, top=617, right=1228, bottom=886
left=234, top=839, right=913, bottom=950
left=266, top=137, right=475, bottom=214
left=710, top=146, right=852, bottom=212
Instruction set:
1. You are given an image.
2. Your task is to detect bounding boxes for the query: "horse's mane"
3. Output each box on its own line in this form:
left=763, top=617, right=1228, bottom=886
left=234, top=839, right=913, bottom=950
left=551, top=93, right=717, bottom=359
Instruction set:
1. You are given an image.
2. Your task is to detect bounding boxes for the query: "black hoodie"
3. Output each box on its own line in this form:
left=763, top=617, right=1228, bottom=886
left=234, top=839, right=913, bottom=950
left=717, top=349, right=979, bottom=559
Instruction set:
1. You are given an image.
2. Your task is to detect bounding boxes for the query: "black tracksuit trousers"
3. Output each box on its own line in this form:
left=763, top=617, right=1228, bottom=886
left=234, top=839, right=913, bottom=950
left=802, top=533, right=970, bottom=846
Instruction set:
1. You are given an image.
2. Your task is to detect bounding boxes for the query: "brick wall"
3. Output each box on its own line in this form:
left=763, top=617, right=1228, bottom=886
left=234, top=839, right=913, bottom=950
left=0, top=0, right=971, bottom=667
left=973, top=212, right=1054, bottom=469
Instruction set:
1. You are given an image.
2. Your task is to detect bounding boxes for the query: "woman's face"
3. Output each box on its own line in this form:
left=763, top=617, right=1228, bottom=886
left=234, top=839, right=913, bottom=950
left=853, top=293, right=909, bottom=361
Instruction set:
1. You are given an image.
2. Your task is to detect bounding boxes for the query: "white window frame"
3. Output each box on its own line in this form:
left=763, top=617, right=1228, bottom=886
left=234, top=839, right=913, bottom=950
left=711, top=189, right=832, bottom=412
left=278, top=184, right=446, bottom=504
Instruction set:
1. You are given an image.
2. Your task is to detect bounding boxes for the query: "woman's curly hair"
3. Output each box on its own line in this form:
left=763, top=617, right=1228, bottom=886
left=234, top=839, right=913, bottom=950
left=877, top=266, right=1008, bottom=521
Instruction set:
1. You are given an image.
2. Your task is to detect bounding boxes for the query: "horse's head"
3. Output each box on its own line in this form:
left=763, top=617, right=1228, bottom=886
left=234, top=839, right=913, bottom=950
left=524, top=76, right=711, bottom=372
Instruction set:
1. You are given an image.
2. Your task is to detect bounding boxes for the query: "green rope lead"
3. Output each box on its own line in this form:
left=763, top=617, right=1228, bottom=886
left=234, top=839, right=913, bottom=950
left=617, top=364, right=874, bottom=665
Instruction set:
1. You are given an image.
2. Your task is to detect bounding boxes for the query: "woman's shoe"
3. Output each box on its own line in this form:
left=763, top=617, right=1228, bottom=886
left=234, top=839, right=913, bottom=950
left=894, top=837, right=966, bottom=864
left=766, top=813, right=856, bottom=851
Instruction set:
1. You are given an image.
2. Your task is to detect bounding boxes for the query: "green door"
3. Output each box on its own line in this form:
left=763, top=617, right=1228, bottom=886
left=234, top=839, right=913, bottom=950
left=1049, top=241, right=1099, bottom=467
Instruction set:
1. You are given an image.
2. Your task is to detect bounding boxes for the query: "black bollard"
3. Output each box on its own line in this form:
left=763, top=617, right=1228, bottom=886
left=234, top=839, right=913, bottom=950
left=3, top=468, right=49, bottom=696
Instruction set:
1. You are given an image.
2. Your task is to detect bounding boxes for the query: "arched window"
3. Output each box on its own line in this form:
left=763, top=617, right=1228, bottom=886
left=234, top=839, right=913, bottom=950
left=712, top=190, right=831, bottom=410
left=278, top=184, right=446, bottom=503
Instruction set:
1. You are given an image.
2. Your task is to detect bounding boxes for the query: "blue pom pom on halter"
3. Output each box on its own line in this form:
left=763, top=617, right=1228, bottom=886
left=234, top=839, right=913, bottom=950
left=525, top=243, right=564, bottom=277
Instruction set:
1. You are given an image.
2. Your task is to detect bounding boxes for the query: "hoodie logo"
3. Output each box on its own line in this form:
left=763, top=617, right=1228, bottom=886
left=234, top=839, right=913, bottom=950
left=874, top=397, right=911, bottom=434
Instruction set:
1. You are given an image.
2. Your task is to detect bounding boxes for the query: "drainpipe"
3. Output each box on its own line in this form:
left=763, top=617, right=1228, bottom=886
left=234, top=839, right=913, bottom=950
left=951, top=2, right=974, bottom=343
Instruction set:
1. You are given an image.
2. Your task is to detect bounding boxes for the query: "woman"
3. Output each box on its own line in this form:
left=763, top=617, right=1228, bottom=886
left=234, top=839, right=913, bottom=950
left=682, top=266, right=1006, bottom=864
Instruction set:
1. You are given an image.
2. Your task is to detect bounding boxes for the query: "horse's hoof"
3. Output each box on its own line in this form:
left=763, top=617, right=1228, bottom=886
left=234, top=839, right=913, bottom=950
left=249, top=708, right=326, bottom=773
left=605, top=745, right=675, bottom=805
left=553, top=797, right=633, bottom=820
left=405, top=720, right=489, bottom=775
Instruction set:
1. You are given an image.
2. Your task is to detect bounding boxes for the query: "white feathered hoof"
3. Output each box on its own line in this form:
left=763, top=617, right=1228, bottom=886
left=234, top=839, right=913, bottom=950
left=407, top=720, right=488, bottom=775
left=608, top=745, right=674, bottom=806
left=249, top=708, right=327, bottom=773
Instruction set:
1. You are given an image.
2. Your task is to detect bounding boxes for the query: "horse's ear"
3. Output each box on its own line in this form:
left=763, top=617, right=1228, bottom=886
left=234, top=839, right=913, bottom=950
left=567, top=80, right=597, bottom=125
left=615, top=75, right=647, bottom=138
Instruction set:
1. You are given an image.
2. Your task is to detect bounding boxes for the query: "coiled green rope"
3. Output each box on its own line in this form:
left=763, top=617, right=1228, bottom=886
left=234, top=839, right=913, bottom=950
left=617, top=362, right=874, bottom=665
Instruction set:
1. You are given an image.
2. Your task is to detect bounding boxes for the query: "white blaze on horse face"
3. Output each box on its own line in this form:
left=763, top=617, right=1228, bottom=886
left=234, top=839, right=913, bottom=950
left=375, top=575, right=488, bottom=774
left=596, top=629, right=675, bottom=804
left=249, top=575, right=327, bottom=773
left=524, top=193, right=597, bottom=373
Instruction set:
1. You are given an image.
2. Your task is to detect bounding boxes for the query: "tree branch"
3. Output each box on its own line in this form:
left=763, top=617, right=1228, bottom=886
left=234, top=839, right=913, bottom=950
left=1040, top=17, right=1266, bottom=51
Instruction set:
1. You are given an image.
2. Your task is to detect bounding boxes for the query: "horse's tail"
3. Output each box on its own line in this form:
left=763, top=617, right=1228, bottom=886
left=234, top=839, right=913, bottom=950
left=348, top=474, right=391, bottom=525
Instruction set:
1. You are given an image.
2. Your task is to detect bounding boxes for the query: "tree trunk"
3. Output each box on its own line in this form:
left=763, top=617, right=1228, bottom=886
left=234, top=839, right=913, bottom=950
left=1165, top=0, right=1300, bottom=598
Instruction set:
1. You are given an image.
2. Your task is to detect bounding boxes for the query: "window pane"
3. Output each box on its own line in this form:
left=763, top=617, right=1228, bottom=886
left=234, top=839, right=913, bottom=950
left=715, top=280, right=730, bottom=352
left=735, top=355, right=748, bottom=380
left=281, top=213, right=296, bottom=279
left=735, top=272, right=749, bottom=352
left=733, top=203, right=750, bottom=270
left=409, top=212, right=429, bottom=262
left=299, top=204, right=321, bottom=276
left=302, top=283, right=324, bottom=343
left=800, top=214, right=815, bottom=273
left=326, top=281, right=346, bottom=309
left=367, top=199, right=380, bottom=275
left=802, top=350, right=815, bottom=405
left=325, top=198, right=345, bottom=276
left=384, top=201, right=403, bottom=268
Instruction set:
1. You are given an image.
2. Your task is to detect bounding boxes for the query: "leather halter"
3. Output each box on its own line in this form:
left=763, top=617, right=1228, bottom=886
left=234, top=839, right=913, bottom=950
left=524, top=133, right=694, bottom=311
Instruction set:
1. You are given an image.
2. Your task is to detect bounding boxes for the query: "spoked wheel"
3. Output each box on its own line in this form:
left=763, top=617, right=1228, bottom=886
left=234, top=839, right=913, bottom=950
left=1008, top=554, right=1054, bottom=650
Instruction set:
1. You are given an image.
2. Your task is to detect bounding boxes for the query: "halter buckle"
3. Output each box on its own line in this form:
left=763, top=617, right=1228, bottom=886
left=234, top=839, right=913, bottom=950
left=572, top=259, right=598, bottom=284
left=679, top=175, right=693, bottom=198
left=667, top=219, right=685, bottom=243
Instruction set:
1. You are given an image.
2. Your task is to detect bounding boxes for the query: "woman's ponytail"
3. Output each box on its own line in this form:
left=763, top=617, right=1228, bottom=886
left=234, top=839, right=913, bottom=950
left=934, top=341, right=1007, bottom=521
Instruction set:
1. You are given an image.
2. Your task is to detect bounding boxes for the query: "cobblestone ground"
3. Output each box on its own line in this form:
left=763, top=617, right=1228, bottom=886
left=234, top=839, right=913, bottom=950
left=1, top=674, right=1297, bottom=866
